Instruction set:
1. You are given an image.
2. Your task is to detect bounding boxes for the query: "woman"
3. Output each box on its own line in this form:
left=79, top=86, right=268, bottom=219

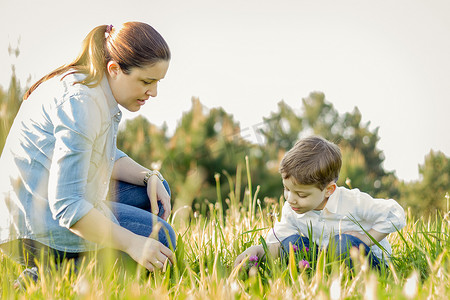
left=0, top=22, right=176, bottom=273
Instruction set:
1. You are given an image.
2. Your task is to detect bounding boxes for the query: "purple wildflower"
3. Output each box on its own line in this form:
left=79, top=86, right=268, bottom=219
left=247, top=255, right=259, bottom=268
left=305, top=247, right=309, bottom=252
left=292, top=245, right=298, bottom=252
left=249, top=255, right=258, bottom=262
left=299, top=259, right=310, bottom=269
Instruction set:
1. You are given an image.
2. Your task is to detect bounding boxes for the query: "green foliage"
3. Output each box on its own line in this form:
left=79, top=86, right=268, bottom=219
left=0, top=164, right=449, bottom=299
left=1, top=50, right=447, bottom=219
left=301, top=92, right=395, bottom=196
left=399, top=150, right=450, bottom=215
left=118, top=90, right=405, bottom=222
left=0, top=66, right=25, bottom=151
left=0, top=45, right=27, bottom=151
left=256, top=92, right=399, bottom=198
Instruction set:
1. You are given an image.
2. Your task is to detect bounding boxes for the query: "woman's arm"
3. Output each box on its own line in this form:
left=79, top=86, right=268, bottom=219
left=111, top=156, right=150, bottom=185
left=111, top=156, right=171, bottom=220
left=70, top=208, right=174, bottom=271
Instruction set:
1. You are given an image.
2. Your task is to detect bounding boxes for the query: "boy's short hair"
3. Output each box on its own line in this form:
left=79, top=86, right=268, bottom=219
left=279, top=136, right=342, bottom=190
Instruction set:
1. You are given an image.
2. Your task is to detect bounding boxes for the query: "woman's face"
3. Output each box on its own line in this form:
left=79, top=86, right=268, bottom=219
left=106, top=60, right=170, bottom=112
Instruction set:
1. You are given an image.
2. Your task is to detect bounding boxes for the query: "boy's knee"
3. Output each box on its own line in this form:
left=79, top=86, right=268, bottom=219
left=331, top=234, right=368, bottom=257
left=280, top=234, right=310, bottom=258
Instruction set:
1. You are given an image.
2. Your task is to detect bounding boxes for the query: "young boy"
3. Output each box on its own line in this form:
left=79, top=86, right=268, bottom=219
left=234, top=136, right=406, bottom=269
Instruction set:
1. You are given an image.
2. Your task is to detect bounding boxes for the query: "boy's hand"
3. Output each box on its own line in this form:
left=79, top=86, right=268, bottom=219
left=234, top=245, right=265, bottom=268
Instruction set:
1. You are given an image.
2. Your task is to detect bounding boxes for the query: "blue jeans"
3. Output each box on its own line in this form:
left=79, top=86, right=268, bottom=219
left=107, top=180, right=176, bottom=250
left=0, top=180, right=176, bottom=268
left=280, top=234, right=381, bottom=269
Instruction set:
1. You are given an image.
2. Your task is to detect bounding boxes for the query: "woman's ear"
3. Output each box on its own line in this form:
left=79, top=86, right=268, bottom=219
left=106, top=61, right=121, bottom=79
left=325, top=182, right=337, bottom=197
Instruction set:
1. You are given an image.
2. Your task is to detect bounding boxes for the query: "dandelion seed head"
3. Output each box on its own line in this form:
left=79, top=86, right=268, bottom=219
left=284, top=287, right=293, bottom=299
left=73, top=277, right=90, bottom=296
left=364, top=274, right=378, bottom=300
left=403, top=271, right=419, bottom=299
left=329, top=277, right=341, bottom=300
left=437, top=267, right=444, bottom=280
left=361, top=261, right=368, bottom=272
left=230, top=281, right=239, bottom=293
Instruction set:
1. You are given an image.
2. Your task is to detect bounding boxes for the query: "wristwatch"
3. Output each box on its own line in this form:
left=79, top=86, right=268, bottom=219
left=143, top=170, right=164, bottom=185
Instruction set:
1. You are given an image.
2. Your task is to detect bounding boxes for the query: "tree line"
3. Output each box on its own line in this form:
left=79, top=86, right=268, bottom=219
left=1, top=66, right=448, bottom=218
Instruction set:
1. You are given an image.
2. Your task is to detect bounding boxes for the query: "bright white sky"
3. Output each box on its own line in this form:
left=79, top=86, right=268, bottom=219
left=1, top=0, right=449, bottom=182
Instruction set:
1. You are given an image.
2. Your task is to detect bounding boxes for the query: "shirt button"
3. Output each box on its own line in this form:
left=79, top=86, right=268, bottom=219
left=110, top=157, right=114, bottom=161
left=103, top=181, right=107, bottom=185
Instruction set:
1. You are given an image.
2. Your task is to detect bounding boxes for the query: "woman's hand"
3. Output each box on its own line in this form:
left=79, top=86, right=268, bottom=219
left=111, top=157, right=172, bottom=220
left=146, top=176, right=171, bottom=220
left=70, top=208, right=175, bottom=272
left=125, top=234, right=175, bottom=272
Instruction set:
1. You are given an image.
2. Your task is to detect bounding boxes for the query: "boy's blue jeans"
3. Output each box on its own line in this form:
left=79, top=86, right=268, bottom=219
left=280, top=233, right=381, bottom=269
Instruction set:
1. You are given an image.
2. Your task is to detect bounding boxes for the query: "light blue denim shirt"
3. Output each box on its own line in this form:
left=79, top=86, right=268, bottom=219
left=0, top=72, right=127, bottom=252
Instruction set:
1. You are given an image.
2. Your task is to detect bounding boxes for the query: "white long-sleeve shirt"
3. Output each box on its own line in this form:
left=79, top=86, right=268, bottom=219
left=266, top=186, right=406, bottom=260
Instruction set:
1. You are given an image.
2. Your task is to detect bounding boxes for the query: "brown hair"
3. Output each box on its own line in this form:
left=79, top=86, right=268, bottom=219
left=279, top=136, right=342, bottom=190
left=23, top=22, right=170, bottom=100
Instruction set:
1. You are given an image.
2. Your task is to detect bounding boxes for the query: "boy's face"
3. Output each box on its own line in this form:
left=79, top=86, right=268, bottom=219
left=282, top=175, right=336, bottom=214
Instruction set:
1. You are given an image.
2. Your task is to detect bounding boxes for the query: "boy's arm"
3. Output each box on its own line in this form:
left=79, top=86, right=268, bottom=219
left=354, top=192, right=406, bottom=234
left=234, top=202, right=300, bottom=268
left=343, top=229, right=388, bottom=247
left=344, top=191, right=406, bottom=246
left=234, top=206, right=291, bottom=267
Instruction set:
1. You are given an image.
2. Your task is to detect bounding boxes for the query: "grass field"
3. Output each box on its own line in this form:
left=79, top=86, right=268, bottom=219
left=0, top=164, right=449, bottom=299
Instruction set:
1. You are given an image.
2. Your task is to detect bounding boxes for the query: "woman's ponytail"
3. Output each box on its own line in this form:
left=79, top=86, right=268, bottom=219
left=24, top=22, right=170, bottom=100
left=23, top=25, right=109, bottom=100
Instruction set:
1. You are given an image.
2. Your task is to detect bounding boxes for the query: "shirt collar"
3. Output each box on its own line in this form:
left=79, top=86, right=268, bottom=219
left=100, top=75, right=122, bottom=119
left=322, top=187, right=340, bottom=214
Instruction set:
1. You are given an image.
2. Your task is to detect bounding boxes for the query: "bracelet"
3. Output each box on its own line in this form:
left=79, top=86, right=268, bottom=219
left=143, top=170, right=164, bottom=185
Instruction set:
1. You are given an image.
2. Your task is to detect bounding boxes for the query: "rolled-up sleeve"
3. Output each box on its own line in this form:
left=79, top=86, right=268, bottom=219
left=355, top=192, right=406, bottom=234
left=115, top=148, right=127, bottom=161
left=48, top=95, right=100, bottom=229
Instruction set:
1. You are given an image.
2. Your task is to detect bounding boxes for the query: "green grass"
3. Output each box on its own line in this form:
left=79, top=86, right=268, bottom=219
left=0, top=164, right=449, bottom=299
